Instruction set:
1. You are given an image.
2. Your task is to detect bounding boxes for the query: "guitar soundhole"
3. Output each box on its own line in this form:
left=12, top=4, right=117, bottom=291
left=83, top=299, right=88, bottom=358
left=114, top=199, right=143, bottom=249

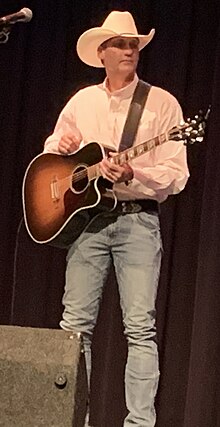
left=71, top=165, right=89, bottom=193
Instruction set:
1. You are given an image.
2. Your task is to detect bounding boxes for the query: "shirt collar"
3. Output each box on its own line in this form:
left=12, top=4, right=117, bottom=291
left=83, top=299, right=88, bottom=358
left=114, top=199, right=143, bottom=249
left=100, top=74, right=139, bottom=99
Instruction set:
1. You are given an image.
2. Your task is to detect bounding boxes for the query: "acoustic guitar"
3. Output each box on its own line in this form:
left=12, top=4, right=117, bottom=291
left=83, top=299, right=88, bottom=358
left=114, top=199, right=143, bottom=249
left=22, top=112, right=207, bottom=247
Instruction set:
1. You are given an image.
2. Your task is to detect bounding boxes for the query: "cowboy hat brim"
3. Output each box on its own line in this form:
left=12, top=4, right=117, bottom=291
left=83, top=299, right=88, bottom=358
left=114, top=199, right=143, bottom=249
left=76, top=28, right=155, bottom=68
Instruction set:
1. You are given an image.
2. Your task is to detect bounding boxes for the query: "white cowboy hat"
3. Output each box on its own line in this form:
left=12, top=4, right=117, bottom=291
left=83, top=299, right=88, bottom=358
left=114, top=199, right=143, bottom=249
left=76, top=11, right=155, bottom=68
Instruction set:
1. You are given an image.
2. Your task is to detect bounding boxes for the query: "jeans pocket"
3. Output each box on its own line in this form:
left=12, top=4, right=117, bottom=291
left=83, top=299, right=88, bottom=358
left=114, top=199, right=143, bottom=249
left=136, top=211, right=159, bottom=229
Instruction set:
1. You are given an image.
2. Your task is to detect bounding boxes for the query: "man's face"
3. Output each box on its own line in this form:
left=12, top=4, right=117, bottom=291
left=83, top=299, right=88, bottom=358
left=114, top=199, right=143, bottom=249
left=98, top=36, right=140, bottom=76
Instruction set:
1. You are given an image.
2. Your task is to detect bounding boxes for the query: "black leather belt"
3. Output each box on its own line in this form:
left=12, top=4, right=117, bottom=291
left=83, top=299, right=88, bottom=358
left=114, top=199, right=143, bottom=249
left=114, top=199, right=159, bottom=214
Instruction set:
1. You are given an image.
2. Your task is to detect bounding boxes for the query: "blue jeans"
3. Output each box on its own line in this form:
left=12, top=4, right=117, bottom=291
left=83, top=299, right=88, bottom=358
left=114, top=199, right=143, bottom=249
left=60, top=211, right=162, bottom=426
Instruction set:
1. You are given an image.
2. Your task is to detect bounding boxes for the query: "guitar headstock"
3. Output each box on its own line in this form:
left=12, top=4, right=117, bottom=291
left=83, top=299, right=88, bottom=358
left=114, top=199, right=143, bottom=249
left=169, top=106, right=211, bottom=145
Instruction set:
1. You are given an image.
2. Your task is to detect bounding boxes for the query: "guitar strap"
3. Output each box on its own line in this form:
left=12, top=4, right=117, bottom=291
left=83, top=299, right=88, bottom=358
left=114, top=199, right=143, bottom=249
left=118, top=79, right=151, bottom=152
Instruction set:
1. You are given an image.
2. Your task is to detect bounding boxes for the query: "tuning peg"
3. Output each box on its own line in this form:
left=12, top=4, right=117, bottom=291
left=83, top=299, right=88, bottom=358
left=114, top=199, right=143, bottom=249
left=191, top=119, right=198, bottom=125
left=195, top=137, right=204, bottom=143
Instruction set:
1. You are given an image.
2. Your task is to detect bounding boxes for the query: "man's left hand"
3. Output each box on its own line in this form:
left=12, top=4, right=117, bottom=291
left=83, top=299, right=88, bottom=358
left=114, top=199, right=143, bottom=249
left=99, top=152, right=133, bottom=183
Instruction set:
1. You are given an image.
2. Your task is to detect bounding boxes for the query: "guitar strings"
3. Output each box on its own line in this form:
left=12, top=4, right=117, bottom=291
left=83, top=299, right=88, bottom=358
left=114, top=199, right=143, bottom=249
left=55, top=140, right=153, bottom=185
left=53, top=125, right=190, bottom=186
left=55, top=164, right=97, bottom=185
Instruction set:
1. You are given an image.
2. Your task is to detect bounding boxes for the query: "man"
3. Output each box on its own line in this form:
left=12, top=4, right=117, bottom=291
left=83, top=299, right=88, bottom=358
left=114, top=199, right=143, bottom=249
left=44, top=10, right=189, bottom=427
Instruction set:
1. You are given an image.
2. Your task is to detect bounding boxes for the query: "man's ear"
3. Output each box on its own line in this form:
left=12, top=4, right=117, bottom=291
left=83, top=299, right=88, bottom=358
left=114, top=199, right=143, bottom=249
left=97, top=48, right=105, bottom=65
left=97, top=47, right=104, bottom=59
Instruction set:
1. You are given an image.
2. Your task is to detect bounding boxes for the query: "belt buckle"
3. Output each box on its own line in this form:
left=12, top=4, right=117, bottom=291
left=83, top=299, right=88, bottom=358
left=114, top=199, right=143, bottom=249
left=121, top=202, right=142, bottom=214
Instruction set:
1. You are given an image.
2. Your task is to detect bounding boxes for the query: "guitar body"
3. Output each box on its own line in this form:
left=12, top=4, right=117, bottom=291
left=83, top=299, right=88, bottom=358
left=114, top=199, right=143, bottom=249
left=23, top=142, right=117, bottom=247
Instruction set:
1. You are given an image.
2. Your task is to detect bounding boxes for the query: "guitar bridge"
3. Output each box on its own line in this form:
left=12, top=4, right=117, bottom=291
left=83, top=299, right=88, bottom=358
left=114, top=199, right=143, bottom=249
left=50, top=177, right=60, bottom=201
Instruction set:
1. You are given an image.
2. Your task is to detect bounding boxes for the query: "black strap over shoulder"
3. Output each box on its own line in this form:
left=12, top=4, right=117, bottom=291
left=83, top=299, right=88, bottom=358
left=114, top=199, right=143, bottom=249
left=118, top=80, right=151, bottom=152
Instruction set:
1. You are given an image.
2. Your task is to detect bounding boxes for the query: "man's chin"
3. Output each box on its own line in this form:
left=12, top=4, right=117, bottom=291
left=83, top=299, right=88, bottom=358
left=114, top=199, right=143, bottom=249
left=120, top=61, right=134, bottom=66
left=118, top=63, right=136, bottom=73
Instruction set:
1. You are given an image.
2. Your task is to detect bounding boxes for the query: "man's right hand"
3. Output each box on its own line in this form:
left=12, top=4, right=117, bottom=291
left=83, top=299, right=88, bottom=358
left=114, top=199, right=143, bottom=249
left=58, top=129, right=82, bottom=154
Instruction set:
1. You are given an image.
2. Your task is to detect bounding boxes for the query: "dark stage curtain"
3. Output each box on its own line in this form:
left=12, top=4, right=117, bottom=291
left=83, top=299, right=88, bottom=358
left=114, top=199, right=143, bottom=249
left=0, top=1, right=220, bottom=426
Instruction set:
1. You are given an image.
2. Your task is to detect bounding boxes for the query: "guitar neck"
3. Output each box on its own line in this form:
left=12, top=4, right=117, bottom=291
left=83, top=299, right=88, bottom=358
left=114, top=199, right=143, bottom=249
left=87, top=132, right=169, bottom=180
left=111, top=132, right=169, bottom=165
